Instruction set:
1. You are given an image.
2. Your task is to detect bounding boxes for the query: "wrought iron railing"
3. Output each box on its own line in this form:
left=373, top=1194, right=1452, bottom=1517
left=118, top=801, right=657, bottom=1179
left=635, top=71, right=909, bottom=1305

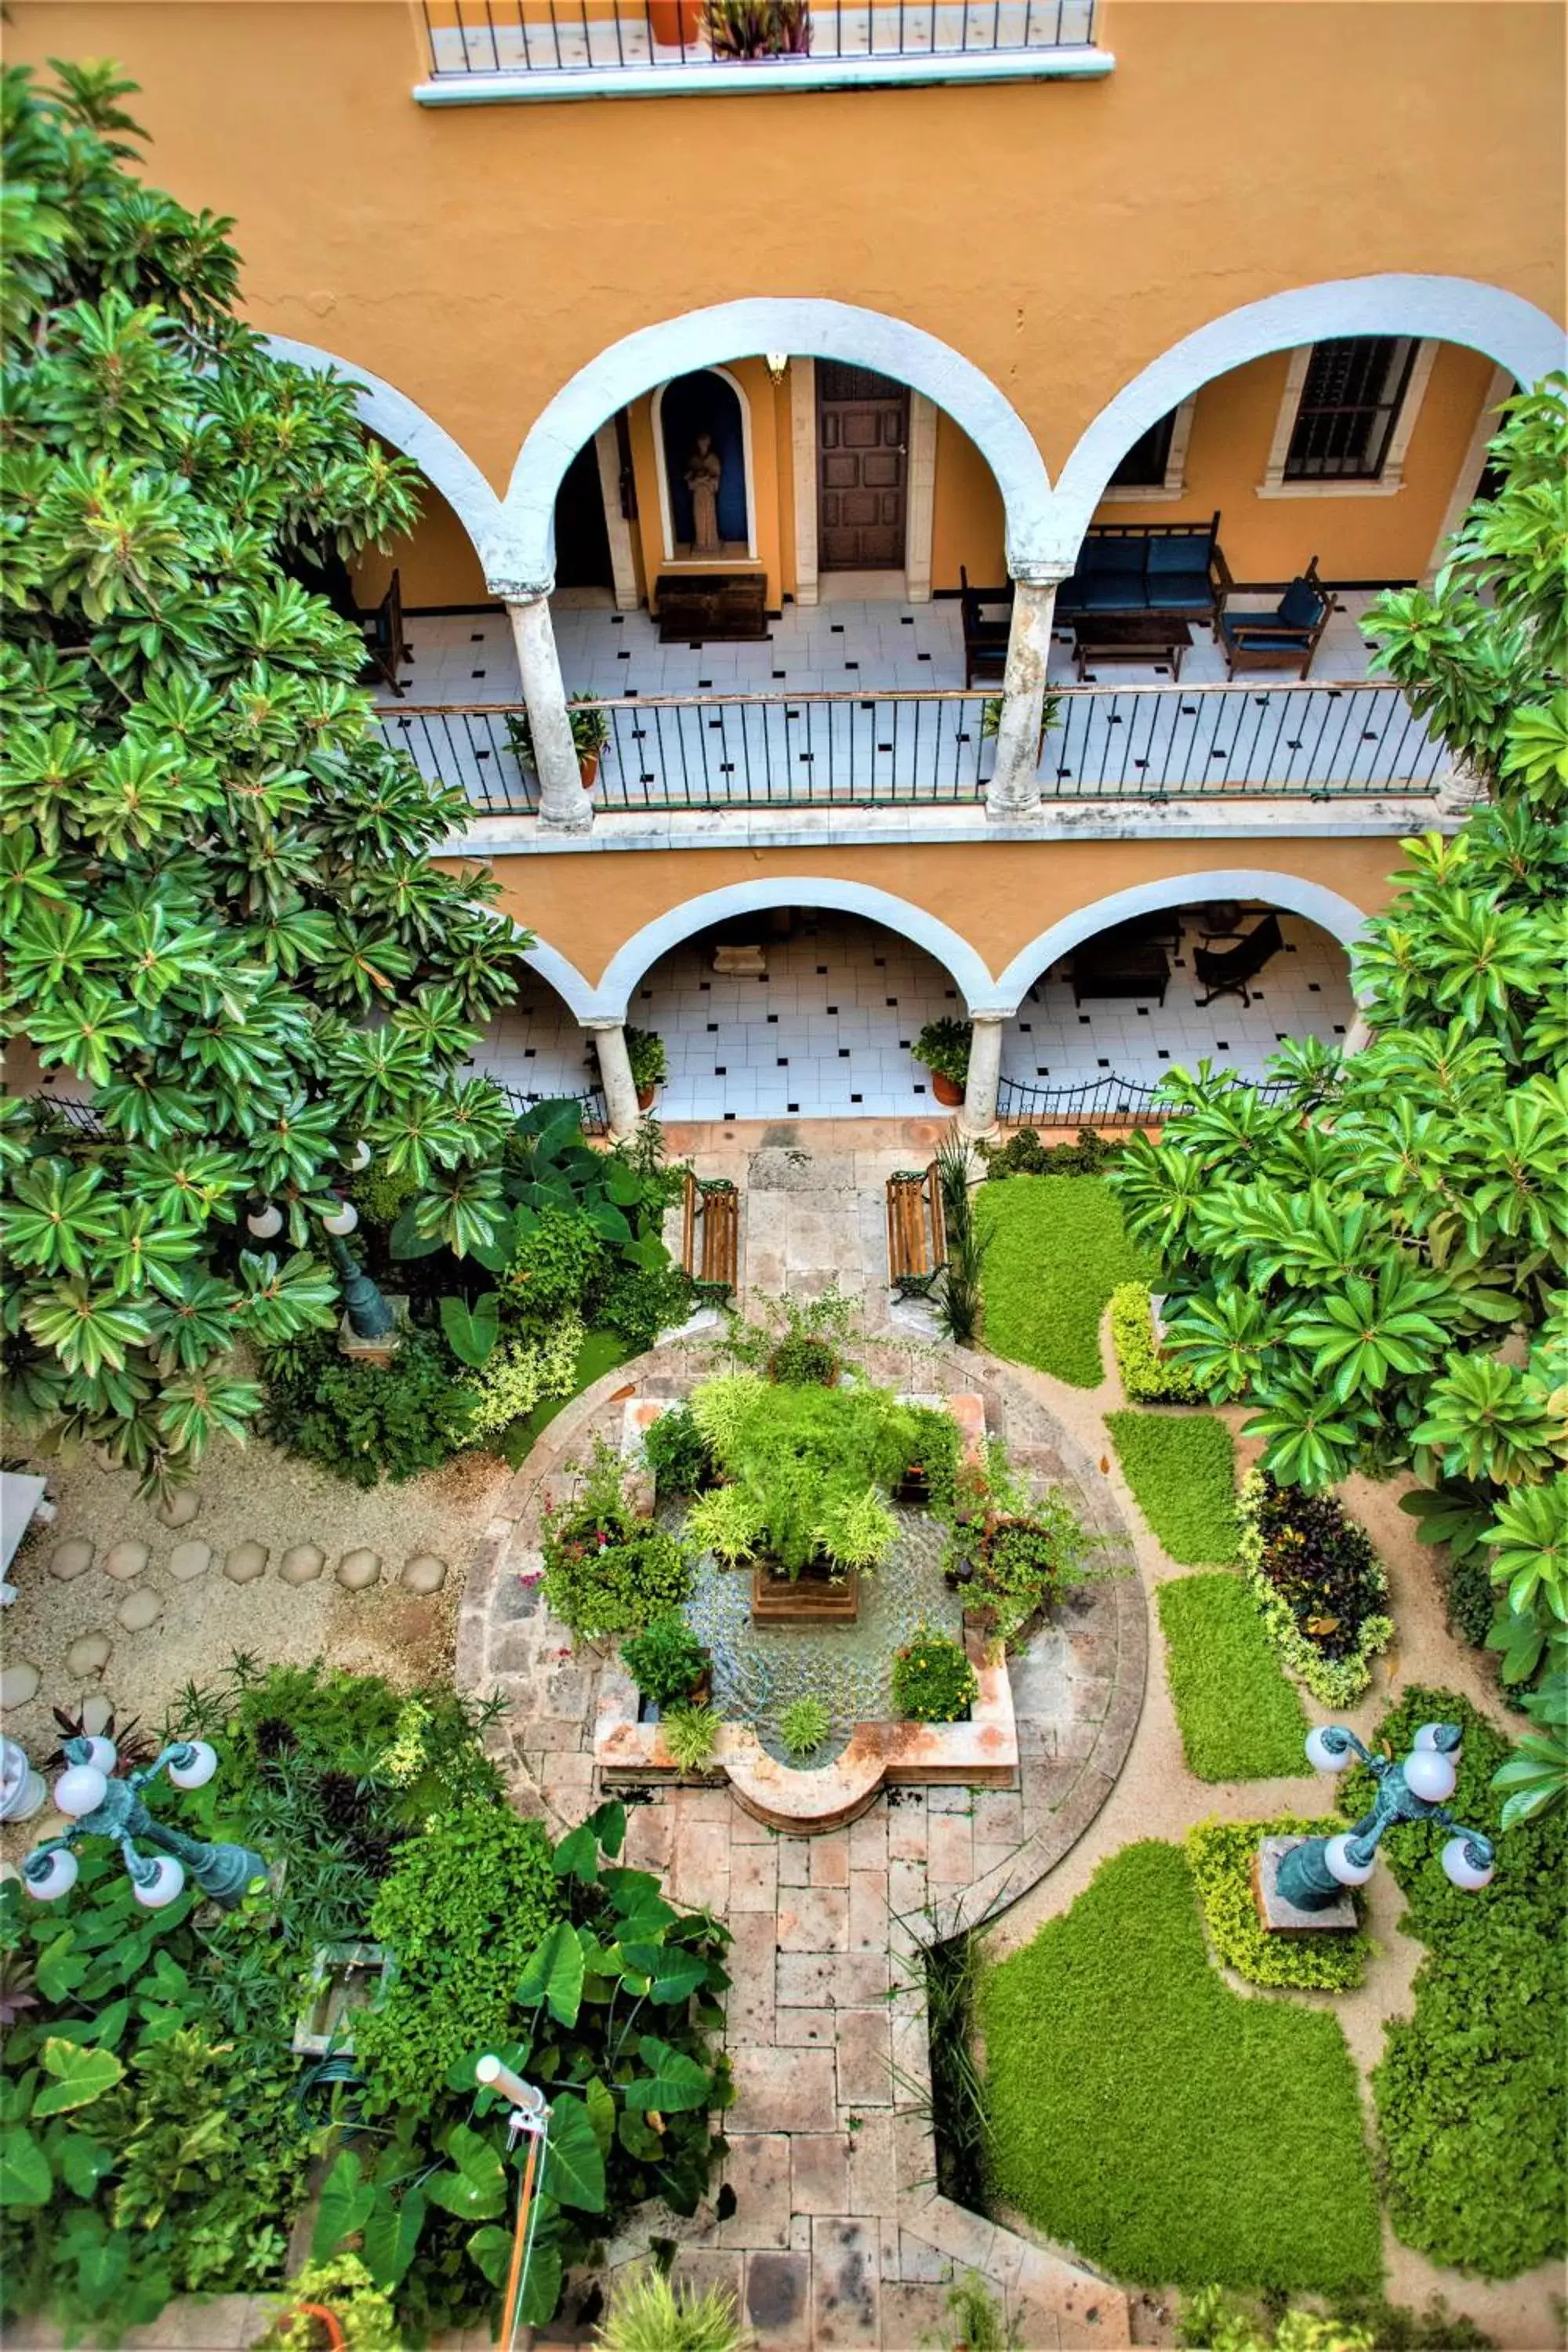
left=383, top=678, right=1443, bottom=815
left=28, top=1087, right=608, bottom=1142
left=996, top=1071, right=1298, bottom=1128
left=420, top=0, right=1096, bottom=78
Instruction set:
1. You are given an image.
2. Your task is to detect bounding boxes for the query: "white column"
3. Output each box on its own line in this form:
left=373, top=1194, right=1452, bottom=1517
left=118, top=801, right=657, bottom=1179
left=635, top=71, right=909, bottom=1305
left=593, top=423, right=640, bottom=612
left=905, top=392, right=938, bottom=604
left=985, top=578, right=1061, bottom=818
left=586, top=1020, right=641, bottom=1138
left=959, top=1013, right=1006, bottom=1138
left=1343, top=1013, right=1374, bottom=1057
left=504, top=592, right=592, bottom=833
left=789, top=357, right=818, bottom=608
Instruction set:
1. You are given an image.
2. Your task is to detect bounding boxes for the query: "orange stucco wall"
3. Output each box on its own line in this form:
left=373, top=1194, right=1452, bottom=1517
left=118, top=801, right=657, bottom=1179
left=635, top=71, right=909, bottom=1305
left=454, top=833, right=1404, bottom=997
left=9, top=0, right=1560, bottom=519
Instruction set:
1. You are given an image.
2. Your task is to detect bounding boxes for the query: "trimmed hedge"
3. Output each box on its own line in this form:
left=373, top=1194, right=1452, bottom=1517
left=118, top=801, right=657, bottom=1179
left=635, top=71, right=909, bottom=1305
left=1158, top=1575, right=1308, bottom=1780
left=974, top=1175, right=1152, bottom=1388
left=1110, top=1281, right=1201, bottom=1404
left=1237, top=1470, right=1392, bottom=1706
left=1185, top=1816, right=1370, bottom=1991
left=1107, top=1410, right=1240, bottom=1564
left=978, top=1841, right=1381, bottom=2293
left=1347, top=1688, right=1566, bottom=2278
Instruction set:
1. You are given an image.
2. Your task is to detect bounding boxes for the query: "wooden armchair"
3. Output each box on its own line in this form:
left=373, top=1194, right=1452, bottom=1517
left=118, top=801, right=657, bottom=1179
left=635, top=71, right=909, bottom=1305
left=959, top=565, right=1013, bottom=689
left=1217, top=558, right=1331, bottom=681
left=1192, top=912, right=1285, bottom=1007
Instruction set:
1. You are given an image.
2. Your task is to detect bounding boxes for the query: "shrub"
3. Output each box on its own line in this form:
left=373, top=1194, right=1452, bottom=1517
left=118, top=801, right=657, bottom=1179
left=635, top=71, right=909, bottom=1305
left=940, top=1445, right=1105, bottom=1647
left=1345, top=1687, right=1566, bottom=2278
left=621, top=1616, right=709, bottom=1709
left=1437, top=1541, right=1497, bottom=1651
left=910, top=1018, right=972, bottom=1088
left=891, top=1627, right=978, bottom=1722
left=1184, top=1817, right=1370, bottom=1991
left=1157, top=1576, right=1309, bottom=1781
left=977, top=1516, right=1073, bottom=1642
left=259, top=2256, right=400, bottom=2350
left=595, top=2263, right=753, bottom=2352
left=1237, top=1470, right=1393, bottom=1706
left=463, top=1314, right=585, bottom=1438
left=978, top=1841, right=1381, bottom=2293
left=261, top=1329, right=477, bottom=1486
left=1106, top=1410, right=1239, bottom=1564
left=598, top=1260, right=695, bottom=1348
left=687, top=1372, right=930, bottom=1578
left=978, top=1125, right=1124, bottom=1180
left=1109, top=1281, right=1201, bottom=1403
left=544, top=1515, right=691, bottom=1641
left=347, top=1161, right=422, bottom=1231
left=644, top=1403, right=715, bottom=1497
left=503, top=1204, right=607, bottom=1321
left=354, top=1803, right=561, bottom=2114
left=1177, top=2289, right=1374, bottom=2352
left=779, top=1697, right=831, bottom=1759
left=974, top=1175, right=1152, bottom=1387
left=662, top=1705, right=720, bottom=1770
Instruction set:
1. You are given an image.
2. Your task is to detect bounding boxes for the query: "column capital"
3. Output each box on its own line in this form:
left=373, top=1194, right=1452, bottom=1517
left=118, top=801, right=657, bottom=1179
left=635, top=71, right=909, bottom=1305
left=488, top=573, right=556, bottom=606
left=1008, top=561, right=1076, bottom=590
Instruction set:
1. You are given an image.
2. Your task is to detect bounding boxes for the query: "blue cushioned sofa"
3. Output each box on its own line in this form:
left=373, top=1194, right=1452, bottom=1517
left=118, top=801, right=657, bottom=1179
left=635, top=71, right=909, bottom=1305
left=1055, top=513, right=1233, bottom=630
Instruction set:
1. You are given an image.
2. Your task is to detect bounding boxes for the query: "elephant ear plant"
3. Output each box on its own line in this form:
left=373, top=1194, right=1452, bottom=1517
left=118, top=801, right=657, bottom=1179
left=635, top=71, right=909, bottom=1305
left=0, top=64, right=536, bottom=1502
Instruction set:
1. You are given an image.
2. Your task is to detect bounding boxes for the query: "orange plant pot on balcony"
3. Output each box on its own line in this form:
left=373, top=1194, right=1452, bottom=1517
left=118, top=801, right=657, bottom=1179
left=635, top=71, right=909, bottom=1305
left=931, top=1072, right=964, bottom=1108
left=648, top=0, right=704, bottom=44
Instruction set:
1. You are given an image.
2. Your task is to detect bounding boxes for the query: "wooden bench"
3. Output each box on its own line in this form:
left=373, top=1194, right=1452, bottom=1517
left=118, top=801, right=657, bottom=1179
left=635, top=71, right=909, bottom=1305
left=655, top=571, right=768, bottom=644
left=681, top=1171, right=739, bottom=1302
left=359, top=568, right=412, bottom=697
left=886, top=1165, right=947, bottom=1298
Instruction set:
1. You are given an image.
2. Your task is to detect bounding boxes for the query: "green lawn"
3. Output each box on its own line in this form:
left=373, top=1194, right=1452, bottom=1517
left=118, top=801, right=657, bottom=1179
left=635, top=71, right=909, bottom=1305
left=1106, top=1409, right=1239, bottom=1563
left=1157, top=1574, right=1308, bottom=1780
left=975, top=1176, right=1152, bottom=1387
left=978, top=1842, right=1382, bottom=2294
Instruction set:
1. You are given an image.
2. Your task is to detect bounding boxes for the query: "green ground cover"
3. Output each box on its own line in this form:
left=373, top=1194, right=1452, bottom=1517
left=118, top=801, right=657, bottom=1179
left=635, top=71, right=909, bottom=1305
left=499, top=1326, right=635, bottom=1466
left=979, top=1841, right=1381, bottom=2294
left=974, top=1176, right=1152, bottom=1387
left=1107, top=1410, right=1239, bottom=1563
left=1157, top=1574, right=1308, bottom=1780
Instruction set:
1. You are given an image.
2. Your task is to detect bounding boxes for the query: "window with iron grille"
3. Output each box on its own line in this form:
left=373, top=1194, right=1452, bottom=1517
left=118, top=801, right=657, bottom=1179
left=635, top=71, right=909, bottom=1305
left=1284, top=337, right=1418, bottom=481
left=1109, top=408, right=1177, bottom=488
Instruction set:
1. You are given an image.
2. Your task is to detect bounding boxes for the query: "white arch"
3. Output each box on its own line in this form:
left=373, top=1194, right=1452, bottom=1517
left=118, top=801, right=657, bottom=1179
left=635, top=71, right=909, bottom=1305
left=584, top=877, right=997, bottom=1022
left=988, top=870, right=1372, bottom=1013
left=504, top=298, right=1054, bottom=593
left=520, top=937, right=598, bottom=1022
left=1047, top=275, right=1568, bottom=565
left=652, top=366, right=758, bottom=563
left=262, top=333, right=510, bottom=579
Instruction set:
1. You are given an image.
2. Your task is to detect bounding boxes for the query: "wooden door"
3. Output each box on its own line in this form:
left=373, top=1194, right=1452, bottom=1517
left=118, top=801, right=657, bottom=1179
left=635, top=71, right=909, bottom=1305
left=817, top=364, right=909, bottom=571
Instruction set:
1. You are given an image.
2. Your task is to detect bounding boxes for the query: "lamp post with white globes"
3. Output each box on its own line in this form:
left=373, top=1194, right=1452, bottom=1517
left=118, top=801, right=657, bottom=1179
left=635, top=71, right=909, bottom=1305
left=21, top=1737, right=267, bottom=1912
left=1270, top=1719, right=1496, bottom=1916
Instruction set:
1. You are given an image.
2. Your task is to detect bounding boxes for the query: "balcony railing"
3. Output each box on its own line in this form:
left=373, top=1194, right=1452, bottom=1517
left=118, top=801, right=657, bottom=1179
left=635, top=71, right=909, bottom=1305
left=996, top=1072, right=1297, bottom=1129
left=419, top=0, right=1096, bottom=77
left=385, top=679, right=1444, bottom=817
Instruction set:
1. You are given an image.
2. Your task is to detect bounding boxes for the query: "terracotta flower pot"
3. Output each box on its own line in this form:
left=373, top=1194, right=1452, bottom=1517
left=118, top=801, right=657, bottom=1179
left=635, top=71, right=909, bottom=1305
left=931, top=1069, right=964, bottom=1108
left=579, top=751, right=599, bottom=791
left=636, top=1083, right=657, bottom=1112
left=648, top=0, right=704, bottom=43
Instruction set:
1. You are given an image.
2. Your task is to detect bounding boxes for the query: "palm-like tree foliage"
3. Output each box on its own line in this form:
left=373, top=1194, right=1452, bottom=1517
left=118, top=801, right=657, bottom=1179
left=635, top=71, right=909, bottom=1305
left=0, top=62, right=532, bottom=1496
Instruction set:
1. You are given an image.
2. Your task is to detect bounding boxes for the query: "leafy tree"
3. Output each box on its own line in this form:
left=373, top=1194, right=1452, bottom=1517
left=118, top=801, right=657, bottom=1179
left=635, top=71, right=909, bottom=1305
left=1109, top=377, right=1568, bottom=1755
left=1, top=63, right=532, bottom=1497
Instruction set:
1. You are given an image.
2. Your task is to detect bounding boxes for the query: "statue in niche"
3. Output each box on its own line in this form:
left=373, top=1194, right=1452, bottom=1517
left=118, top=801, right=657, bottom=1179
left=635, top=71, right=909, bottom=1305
left=684, top=431, right=723, bottom=555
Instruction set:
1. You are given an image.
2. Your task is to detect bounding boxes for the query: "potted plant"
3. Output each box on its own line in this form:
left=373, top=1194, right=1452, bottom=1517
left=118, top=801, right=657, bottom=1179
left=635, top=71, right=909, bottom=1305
left=891, top=1625, right=978, bottom=1723
left=912, top=1017, right=974, bottom=1109
left=779, top=1696, right=831, bottom=1761
left=702, top=0, right=811, bottom=55
left=980, top=688, right=1062, bottom=760
left=625, top=1025, right=667, bottom=1112
left=621, top=1613, right=712, bottom=1718
left=505, top=693, right=611, bottom=791
left=649, top=0, right=705, bottom=47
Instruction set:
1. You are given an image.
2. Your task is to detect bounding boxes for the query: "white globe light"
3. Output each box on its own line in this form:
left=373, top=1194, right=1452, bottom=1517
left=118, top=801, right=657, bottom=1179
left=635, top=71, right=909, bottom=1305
left=1412, top=1722, right=1450, bottom=1751
left=1441, top=1835, right=1495, bottom=1892
left=1405, top=1747, right=1458, bottom=1804
left=167, top=1740, right=218, bottom=1791
left=1323, top=1833, right=1377, bottom=1887
left=132, top=1855, right=185, bottom=1909
left=53, top=1763, right=108, bottom=1820
left=322, top=1199, right=359, bottom=1236
left=1305, top=1726, right=1352, bottom=1773
left=78, top=1736, right=118, bottom=1773
left=345, top=1138, right=372, bottom=1172
left=245, top=1200, right=285, bottom=1240
left=24, top=1847, right=78, bottom=1903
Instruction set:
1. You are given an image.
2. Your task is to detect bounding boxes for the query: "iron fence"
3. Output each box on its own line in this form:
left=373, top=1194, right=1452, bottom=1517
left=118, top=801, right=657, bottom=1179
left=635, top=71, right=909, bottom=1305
left=27, top=1087, right=608, bottom=1142
left=996, top=1071, right=1298, bottom=1128
left=384, top=677, right=1443, bottom=815
left=420, top=0, right=1096, bottom=77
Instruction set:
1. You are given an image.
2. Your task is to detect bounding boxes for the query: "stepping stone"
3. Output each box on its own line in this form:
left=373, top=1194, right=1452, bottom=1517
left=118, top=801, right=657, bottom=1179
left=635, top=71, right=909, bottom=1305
left=158, top=1490, right=200, bottom=1529
left=66, top=1633, right=111, bottom=1679
left=279, top=1544, right=325, bottom=1587
left=50, top=1539, right=95, bottom=1582
left=168, top=1541, right=212, bottom=1584
left=0, top=1663, right=39, bottom=1708
left=223, top=1541, right=267, bottom=1585
left=336, top=1548, right=381, bottom=1592
left=81, top=1694, right=114, bottom=1736
left=103, top=1541, right=148, bottom=1581
left=400, top=1553, right=448, bottom=1595
left=117, top=1588, right=163, bottom=1633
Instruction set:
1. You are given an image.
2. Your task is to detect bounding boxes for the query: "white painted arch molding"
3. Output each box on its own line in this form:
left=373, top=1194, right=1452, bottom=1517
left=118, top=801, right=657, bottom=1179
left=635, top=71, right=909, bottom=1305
left=985, top=869, right=1374, bottom=1014
left=1047, top=276, right=1568, bottom=567
left=580, top=876, right=999, bottom=1023
left=503, top=298, right=1056, bottom=594
left=262, top=333, right=510, bottom=579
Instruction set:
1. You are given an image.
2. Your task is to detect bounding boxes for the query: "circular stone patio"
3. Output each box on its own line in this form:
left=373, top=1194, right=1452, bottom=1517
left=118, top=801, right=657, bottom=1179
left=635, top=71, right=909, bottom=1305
left=456, top=1333, right=1148, bottom=2347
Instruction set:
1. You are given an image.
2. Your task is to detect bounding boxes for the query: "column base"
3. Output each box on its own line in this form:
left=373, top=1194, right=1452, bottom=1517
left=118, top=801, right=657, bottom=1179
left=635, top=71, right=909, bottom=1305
left=535, top=804, right=595, bottom=836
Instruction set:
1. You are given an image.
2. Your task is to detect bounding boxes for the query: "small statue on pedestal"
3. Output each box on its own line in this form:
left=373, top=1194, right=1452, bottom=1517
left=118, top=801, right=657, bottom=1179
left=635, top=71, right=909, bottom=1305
left=684, top=432, right=723, bottom=555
